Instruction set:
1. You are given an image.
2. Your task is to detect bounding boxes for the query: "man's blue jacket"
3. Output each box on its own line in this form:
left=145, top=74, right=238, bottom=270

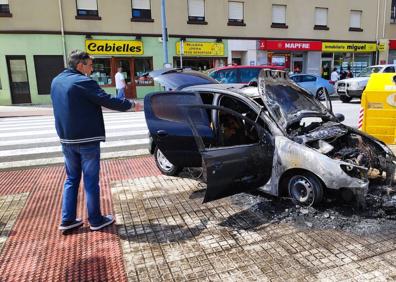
left=51, top=68, right=132, bottom=144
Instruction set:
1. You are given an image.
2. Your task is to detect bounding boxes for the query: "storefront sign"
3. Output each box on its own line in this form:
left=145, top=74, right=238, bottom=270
left=378, top=43, right=385, bottom=52
left=85, top=40, right=143, bottom=55
left=389, top=40, right=396, bottom=50
left=176, top=42, right=224, bottom=56
left=322, top=42, right=376, bottom=53
left=259, top=40, right=322, bottom=51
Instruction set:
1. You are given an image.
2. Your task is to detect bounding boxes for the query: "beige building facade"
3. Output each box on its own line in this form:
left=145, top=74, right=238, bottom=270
left=0, top=0, right=392, bottom=105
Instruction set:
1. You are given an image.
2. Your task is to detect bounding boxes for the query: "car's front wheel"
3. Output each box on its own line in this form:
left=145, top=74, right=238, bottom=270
left=288, top=173, right=324, bottom=206
left=154, top=146, right=181, bottom=176
left=339, top=95, right=352, bottom=103
left=316, top=87, right=327, bottom=101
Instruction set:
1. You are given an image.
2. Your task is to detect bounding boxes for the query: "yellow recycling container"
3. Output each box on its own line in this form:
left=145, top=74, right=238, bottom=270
left=359, top=73, right=396, bottom=144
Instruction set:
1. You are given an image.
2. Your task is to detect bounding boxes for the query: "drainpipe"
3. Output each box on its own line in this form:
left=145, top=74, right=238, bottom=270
left=383, top=0, right=388, bottom=39
left=376, top=0, right=380, bottom=64
left=161, top=0, right=169, bottom=66
left=58, top=0, right=67, bottom=67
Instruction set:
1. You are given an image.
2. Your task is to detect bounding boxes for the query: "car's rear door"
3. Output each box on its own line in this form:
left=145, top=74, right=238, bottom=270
left=185, top=104, right=274, bottom=203
left=144, top=91, right=214, bottom=168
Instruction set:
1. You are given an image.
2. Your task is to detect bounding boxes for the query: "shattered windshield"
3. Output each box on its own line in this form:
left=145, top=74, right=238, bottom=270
left=357, top=66, right=382, bottom=77
left=260, top=77, right=329, bottom=129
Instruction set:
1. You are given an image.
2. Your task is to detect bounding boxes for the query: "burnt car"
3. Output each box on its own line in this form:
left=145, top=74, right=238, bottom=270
left=144, top=69, right=396, bottom=206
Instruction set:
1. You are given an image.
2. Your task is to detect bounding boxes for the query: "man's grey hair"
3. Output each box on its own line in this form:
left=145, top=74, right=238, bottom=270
left=68, top=50, right=92, bottom=69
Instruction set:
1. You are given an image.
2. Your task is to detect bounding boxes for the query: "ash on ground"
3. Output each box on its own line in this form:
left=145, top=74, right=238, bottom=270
left=180, top=168, right=396, bottom=236
left=228, top=184, right=396, bottom=236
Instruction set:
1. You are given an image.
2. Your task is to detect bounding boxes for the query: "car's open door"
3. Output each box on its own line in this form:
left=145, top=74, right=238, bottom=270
left=185, top=105, right=274, bottom=203
left=144, top=91, right=214, bottom=168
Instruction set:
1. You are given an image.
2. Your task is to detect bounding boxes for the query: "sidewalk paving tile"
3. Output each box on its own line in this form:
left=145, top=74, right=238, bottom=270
left=1, top=156, right=396, bottom=280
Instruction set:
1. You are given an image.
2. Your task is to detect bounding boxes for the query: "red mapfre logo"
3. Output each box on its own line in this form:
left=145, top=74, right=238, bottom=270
left=259, top=40, right=322, bottom=51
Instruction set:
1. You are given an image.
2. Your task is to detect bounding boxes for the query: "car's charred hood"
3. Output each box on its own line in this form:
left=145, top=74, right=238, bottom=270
left=257, top=69, right=332, bottom=131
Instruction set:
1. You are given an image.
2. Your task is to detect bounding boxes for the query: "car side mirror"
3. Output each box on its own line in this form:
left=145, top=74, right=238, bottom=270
left=335, top=113, right=345, bottom=122
left=393, top=75, right=396, bottom=84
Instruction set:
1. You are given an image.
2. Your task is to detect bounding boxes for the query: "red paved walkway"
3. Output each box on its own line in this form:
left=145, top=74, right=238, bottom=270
left=0, top=156, right=160, bottom=281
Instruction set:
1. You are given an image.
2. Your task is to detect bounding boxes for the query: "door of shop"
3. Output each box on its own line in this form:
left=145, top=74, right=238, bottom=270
left=321, top=58, right=332, bottom=80
left=113, top=58, right=136, bottom=99
left=6, top=56, right=32, bottom=104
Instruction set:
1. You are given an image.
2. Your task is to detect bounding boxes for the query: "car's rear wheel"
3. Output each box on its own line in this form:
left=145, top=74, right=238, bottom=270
left=288, top=173, right=324, bottom=206
left=316, top=87, right=327, bottom=101
left=339, top=95, right=352, bottom=103
left=154, top=146, right=181, bottom=176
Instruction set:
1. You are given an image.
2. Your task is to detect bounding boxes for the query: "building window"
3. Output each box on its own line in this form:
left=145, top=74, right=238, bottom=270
left=76, top=0, right=100, bottom=19
left=271, top=4, right=287, bottom=28
left=34, top=56, right=64, bottom=95
left=188, top=0, right=207, bottom=24
left=134, top=58, right=154, bottom=86
left=349, top=10, right=362, bottom=31
left=0, top=0, right=11, bottom=17
left=131, top=0, right=153, bottom=22
left=391, top=0, right=396, bottom=24
left=314, top=7, right=329, bottom=30
left=228, top=1, right=245, bottom=26
left=91, top=58, right=112, bottom=86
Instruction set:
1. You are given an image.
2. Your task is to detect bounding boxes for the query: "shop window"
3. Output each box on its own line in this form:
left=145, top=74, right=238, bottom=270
left=314, top=7, right=329, bottom=30
left=0, top=0, right=11, bottom=17
left=349, top=10, right=362, bottom=32
left=188, top=0, right=207, bottom=24
left=91, top=58, right=112, bottom=86
left=134, top=57, right=153, bottom=86
left=271, top=4, right=287, bottom=28
left=131, top=0, right=153, bottom=22
left=34, top=55, right=64, bottom=95
left=76, top=0, right=101, bottom=19
left=391, top=0, right=396, bottom=24
left=228, top=1, right=245, bottom=26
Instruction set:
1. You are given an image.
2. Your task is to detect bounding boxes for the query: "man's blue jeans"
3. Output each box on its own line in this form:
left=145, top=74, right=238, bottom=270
left=61, top=142, right=102, bottom=225
left=116, top=88, right=125, bottom=99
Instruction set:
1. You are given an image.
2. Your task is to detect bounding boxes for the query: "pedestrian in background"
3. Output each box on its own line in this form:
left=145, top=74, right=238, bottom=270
left=346, top=66, right=354, bottom=78
left=51, top=50, right=132, bottom=232
left=330, top=68, right=339, bottom=84
left=115, top=67, right=126, bottom=99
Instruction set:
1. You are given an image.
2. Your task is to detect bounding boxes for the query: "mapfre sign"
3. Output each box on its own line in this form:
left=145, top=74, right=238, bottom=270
left=259, top=40, right=322, bottom=51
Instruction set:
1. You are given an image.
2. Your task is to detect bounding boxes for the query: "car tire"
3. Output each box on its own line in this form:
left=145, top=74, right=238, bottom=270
left=316, top=87, right=327, bottom=101
left=288, top=173, right=324, bottom=206
left=154, top=146, right=181, bottom=176
left=339, top=95, right=352, bottom=103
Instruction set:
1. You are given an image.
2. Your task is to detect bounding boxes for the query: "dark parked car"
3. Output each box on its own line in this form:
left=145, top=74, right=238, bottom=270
left=207, top=65, right=285, bottom=84
left=144, top=69, right=396, bottom=207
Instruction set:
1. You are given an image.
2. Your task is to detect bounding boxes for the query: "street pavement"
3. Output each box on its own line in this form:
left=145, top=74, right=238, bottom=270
left=0, top=110, right=149, bottom=170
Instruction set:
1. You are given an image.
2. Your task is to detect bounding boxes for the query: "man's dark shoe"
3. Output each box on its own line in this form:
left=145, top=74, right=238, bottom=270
left=59, top=218, right=83, bottom=231
left=90, top=215, right=115, bottom=231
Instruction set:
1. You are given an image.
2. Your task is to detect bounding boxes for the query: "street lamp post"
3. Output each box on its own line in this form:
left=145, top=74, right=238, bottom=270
left=161, top=0, right=169, bottom=67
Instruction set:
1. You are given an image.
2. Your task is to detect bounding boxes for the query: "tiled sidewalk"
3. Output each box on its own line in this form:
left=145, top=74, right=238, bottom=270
left=0, top=156, right=160, bottom=281
left=1, top=156, right=396, bottom=281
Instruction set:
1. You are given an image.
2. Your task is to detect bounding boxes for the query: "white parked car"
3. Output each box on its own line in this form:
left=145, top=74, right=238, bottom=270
left=336, top=64, right=396, bottom=103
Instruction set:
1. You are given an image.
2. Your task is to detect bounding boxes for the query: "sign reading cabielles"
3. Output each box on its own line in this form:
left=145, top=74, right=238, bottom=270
left=85, top=40, right=143, bottom=55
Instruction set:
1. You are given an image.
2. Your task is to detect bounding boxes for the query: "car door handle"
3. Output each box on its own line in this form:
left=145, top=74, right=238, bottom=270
left=157, top=130, right=168, bottom=137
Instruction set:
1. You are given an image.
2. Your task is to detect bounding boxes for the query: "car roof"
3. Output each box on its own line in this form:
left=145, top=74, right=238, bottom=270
left=183, top=83, right=260, bottom=98
left=210, top=65, right=285, bottom=71
left=369, top=64, right=396, bottom=68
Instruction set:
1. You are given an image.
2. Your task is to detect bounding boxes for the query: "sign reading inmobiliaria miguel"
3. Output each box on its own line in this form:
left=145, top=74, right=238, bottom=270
left=259, top=40, right=322, bottom=51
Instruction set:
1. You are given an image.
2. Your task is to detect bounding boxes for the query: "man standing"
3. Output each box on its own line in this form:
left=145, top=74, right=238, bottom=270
left=330, top=68, right=339, bottom=84
left=51, top=50, right=132, bottom=232
left=115, top=67, right=126, bottom=99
